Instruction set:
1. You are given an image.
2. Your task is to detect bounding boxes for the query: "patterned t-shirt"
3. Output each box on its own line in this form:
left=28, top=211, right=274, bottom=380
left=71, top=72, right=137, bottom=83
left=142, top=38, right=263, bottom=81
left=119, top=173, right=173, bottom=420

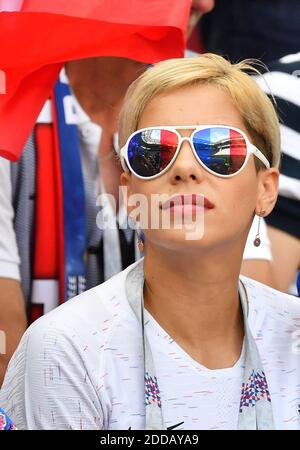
left=0, top=261, right=300, bottom=430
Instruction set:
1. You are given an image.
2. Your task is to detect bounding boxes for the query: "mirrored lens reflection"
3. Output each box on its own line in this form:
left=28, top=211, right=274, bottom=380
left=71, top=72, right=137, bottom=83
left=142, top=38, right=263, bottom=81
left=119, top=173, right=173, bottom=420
left=193, top=127, right=247, bottom=175
left=128, top=129, right=178, bottom=177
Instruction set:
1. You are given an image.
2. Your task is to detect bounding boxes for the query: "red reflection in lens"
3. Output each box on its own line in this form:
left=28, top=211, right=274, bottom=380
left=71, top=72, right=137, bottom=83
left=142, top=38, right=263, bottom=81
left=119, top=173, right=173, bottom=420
left=229, top=129, right=247, bottom=174
left=160, top=130, right=178, bottom=170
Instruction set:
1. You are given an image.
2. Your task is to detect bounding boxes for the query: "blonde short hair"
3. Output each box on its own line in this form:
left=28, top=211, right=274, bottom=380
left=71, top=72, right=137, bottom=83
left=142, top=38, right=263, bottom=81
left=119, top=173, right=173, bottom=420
left=119, top=53, right=281, bottom=169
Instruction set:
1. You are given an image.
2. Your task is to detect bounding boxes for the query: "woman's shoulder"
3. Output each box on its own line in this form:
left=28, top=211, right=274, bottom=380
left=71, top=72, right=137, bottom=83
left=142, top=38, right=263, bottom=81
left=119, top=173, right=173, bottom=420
left=0, top=262, right=143, bottom=430
left=240, top=275, right=300, bottom=327
left=25, top=261, right=141, bottom=351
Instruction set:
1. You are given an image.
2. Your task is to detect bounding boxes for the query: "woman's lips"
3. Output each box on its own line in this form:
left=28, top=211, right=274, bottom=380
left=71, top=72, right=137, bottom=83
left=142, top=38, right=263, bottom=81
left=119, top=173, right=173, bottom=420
left=161, top=194, right=215, bottom=213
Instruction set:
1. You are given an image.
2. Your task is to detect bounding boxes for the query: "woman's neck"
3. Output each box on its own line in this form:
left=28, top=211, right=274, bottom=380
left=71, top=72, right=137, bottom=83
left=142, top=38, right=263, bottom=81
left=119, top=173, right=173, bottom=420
left=143, top=243, right=245, bottom=369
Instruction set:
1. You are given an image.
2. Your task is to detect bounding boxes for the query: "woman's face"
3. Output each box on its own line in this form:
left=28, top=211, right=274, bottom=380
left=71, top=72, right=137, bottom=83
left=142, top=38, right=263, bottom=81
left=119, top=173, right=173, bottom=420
left=121, top=83, right=277, bottom=253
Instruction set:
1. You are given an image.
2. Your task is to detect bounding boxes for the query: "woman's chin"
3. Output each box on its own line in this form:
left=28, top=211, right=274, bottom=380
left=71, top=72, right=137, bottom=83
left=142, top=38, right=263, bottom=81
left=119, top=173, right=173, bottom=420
left=146, top=227, right=212, bottom=251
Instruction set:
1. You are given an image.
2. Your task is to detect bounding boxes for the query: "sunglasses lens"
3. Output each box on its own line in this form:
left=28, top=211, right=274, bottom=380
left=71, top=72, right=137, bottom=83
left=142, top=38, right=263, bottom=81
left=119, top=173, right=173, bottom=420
left=193, top=127, right=247, bottom=175
left=127, top=129, right=178, bottom=177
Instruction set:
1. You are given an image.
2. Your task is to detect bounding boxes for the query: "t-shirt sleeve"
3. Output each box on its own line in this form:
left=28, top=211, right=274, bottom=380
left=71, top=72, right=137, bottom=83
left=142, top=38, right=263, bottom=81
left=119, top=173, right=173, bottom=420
left=0, top=157, right=21, bottom=280
left=243, top=216, right=272, bottom=261
left=0, top=319, right=105, bottom=430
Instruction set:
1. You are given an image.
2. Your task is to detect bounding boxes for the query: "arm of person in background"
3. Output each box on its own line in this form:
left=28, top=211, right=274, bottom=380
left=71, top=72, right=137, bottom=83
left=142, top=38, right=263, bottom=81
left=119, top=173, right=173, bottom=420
left=266, top=226, right=300, bottom=293
left=241, top=215, right=277, bottom=288
left=0, top=157, right=27, bottom=386
left=0, top=304, right=105, bottom=430
left=253, top=53, right=300, bottom=294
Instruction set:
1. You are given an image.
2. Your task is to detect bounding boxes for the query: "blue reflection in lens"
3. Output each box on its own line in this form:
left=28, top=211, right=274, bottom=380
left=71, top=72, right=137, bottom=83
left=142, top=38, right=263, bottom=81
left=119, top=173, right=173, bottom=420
left=128, top=131, right=161, bottom=176
left=193, top=127, right=244, bottom=175
left=127, top=130, right=176, bottom=177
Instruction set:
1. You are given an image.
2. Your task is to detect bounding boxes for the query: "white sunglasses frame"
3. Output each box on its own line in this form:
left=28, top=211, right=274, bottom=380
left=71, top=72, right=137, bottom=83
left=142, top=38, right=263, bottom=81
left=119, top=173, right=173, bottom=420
left=119, top=125, right=270, bottom=180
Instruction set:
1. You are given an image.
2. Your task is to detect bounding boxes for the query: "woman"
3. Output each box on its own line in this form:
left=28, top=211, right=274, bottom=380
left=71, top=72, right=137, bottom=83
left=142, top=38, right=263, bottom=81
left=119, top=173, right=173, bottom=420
left=1, top=54, right=299, bottom=430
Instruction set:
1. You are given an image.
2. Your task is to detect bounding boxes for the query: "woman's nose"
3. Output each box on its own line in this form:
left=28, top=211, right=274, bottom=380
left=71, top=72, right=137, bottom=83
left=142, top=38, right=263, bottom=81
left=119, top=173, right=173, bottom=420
left=168, top=139, right=204, bottom=184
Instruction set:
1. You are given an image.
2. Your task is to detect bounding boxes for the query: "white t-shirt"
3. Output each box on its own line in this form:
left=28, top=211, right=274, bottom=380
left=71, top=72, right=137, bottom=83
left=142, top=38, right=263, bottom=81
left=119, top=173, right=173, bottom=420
left=1, top=260, right=299, bottom=430
left=0, top=156, right=20, bottom=279
left=144, top=310, right=246, bottom=430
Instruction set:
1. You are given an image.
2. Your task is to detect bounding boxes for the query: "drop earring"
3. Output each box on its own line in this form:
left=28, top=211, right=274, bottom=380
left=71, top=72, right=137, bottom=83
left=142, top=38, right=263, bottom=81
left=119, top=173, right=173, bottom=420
left=253, top=209, right=266, bottom=247
left=137, top=234, right=144, bottom=253
left=128, top=215, right=144, bottom=253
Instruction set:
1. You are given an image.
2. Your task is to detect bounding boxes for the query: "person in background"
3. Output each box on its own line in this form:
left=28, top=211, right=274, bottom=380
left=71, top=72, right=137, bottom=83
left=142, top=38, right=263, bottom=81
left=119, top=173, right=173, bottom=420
left=0, top=56, right=147, bottom=386
left=199, top=0, right=300, bottom=63
left=0, top=159, right=27, bottom=386
left=254, top=53, right=300, bottom=294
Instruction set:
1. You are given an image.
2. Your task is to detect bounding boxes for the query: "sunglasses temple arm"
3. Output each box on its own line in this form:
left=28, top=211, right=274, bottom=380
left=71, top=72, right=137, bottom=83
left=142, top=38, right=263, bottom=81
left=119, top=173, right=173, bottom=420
left=250, top=145, right=270, bottom=169
left=120, top=147, right=130, bottom=173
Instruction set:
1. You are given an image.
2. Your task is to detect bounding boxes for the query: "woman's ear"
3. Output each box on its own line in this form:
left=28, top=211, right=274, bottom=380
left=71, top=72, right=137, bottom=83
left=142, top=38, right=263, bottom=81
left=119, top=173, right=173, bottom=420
left=256, top=168, right=279, bottom=216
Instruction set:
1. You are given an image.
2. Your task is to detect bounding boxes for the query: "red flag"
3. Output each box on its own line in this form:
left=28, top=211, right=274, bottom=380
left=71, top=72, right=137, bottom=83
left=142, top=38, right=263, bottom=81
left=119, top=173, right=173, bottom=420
left=0, top=0, right=191, bottom=160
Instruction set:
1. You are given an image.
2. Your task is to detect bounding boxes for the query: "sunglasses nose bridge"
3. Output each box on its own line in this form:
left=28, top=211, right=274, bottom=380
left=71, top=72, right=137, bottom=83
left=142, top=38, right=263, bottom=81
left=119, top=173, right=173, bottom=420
left=173, top=136, right=202, bottom=171
left=177, top=136, right=194, bottom=153
left=180, top=136, right=192, bottom=145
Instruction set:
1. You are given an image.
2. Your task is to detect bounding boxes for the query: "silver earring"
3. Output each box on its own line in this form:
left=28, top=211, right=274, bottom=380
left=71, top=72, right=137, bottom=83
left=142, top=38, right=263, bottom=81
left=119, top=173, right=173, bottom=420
left=137, top=234, right=144, bottom=253
left=253, top=209, right=266, bottom=247
left=128, top=216, right=144, bottom=253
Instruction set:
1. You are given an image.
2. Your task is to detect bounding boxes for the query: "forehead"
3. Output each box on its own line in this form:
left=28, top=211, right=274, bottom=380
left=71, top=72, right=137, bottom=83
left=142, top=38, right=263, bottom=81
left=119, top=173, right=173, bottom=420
left=138, top=83, right=246, bottom=132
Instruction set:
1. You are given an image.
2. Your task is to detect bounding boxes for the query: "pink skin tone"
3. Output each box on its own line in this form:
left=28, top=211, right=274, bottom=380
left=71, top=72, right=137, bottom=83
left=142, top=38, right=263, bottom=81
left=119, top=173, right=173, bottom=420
left=187, top=0, right=215, bottom=37
left=192, top=0, right=215, bottom=12
left=161, top=193, right=214, bottom=223
left=121, top=84, right=279, bottom=369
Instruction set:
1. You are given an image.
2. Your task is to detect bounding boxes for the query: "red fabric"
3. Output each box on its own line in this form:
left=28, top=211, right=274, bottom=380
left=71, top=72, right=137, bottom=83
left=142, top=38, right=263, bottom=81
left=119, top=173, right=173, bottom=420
left=34, top=124, right=58, bottom=279
left=31, top=120, right=60, bottom=323
left=30, top=303, right=44, bottom=323
left=0, top=0, right=191, bottom=161
left=34, top=123, right=58, bottom=279
left=33, top=95, right=66, bottom=307
left=187, top=25, right=205, bottom=54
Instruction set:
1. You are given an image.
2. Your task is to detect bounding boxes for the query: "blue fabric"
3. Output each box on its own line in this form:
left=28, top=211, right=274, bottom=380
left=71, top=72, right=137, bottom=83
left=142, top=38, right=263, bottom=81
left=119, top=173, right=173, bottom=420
left=54, top=79, right=87, bottom=300
left=200, top=0, right=300, bottom=64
